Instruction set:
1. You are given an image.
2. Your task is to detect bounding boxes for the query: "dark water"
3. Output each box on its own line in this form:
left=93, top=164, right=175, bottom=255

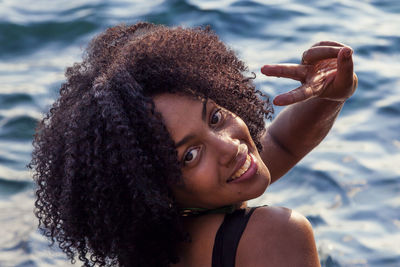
left=1, top=0, right=399, bottom=266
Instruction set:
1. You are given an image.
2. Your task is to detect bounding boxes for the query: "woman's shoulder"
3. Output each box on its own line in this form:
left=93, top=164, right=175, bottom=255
left=236, top=206, right=320, bottom=267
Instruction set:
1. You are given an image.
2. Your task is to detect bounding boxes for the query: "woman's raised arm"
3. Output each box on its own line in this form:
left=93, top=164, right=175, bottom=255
left=260, top=41, right=358, bottom=183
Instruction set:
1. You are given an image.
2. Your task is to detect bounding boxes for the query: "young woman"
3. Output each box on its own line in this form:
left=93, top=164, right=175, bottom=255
left=30, top=22, right=357, bottom=267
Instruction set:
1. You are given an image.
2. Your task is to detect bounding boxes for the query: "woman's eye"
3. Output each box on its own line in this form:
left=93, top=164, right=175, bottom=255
left=210, top=109, right=222, bottom=125
left=183, top=147, right=199, bottom=164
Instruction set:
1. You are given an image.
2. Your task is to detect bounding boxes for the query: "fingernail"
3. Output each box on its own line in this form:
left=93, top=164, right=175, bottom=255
left=343, top=48, right=353, bottom=60
left=261, top=65, right=269, bottom=74
left=302, top=50, right=308, bottom=64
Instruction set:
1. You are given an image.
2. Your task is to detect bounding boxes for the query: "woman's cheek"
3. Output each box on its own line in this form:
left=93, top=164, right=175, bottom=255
left=190, top=160, right=219, bottom=189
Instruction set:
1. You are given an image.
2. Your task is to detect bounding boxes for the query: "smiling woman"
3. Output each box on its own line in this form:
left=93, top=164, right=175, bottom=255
left=29, top=22, right=357, bottom=267
left=153, top=94, right=270, bottom=210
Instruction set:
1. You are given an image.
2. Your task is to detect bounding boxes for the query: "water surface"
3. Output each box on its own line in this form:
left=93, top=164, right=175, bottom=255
left=1, top=0, right=399, bottom=266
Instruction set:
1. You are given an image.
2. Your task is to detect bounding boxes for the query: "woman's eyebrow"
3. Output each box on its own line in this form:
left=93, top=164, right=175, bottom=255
left=175, top=134, right=195, bottom=148
left=202, top=99, right=207, bottom=121
left=175, top=100, right=208, bottom=148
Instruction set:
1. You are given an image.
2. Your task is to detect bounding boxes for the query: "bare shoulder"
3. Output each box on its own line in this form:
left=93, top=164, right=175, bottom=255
left=236, top=206, right=320, bottom=267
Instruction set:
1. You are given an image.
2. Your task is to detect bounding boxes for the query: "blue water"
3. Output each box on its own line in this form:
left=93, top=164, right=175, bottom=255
left=1, top=0, right=399, bottom=266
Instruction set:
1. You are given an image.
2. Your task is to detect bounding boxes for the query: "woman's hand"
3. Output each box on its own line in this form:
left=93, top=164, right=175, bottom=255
left=261, top=41, right=358, bottom=106
left=260, top=41, right=358, bottom=182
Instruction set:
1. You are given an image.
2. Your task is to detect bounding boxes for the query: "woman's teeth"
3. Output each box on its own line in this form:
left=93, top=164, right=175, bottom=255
left=232, top=154, right=251, bottom=180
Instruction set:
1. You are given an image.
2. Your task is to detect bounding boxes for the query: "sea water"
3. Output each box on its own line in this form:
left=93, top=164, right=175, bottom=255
left=0, top=0, right=399, bottom=266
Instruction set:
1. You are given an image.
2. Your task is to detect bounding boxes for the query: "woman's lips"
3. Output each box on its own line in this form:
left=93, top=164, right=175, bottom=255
left=232, top=154, right=251, bottom=178
left=227, top=153, right=258, bottom=183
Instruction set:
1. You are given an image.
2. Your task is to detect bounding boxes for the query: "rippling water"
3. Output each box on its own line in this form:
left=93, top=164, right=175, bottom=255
left=1, top=0, right=399, bottom=266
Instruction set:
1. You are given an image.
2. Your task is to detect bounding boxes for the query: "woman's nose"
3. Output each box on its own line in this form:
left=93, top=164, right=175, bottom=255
left=211, top=133, right=240, bottom=166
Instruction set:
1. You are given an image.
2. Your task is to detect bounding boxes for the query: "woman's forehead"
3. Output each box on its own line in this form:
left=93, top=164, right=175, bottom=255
left=153, top=93, right=214, bottom=139
left=153, top=93, right=206, bottom=120
left=153, top=93, right=214, bottom=113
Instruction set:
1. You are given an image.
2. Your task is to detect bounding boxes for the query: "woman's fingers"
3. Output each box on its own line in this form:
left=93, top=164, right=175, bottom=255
left=273, top=84, right=315, bottom=106
left=332, top=47, right=357, bottom=98
left=261, top=64, right=310, bottom=81
left=263, top=42, right=356, bottom=105
left=302, top=46, right=342, bottom=65
left=311, top=41, right=345, bottom=48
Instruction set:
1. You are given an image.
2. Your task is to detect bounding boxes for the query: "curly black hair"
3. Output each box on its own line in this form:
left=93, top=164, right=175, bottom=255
left=30, top=22, right=273, bottom=267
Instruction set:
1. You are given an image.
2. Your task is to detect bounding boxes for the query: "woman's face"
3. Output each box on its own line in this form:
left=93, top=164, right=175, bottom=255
left=153, top=93, right=270, bottom=209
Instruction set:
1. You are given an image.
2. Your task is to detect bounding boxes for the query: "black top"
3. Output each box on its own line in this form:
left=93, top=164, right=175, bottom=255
left=212, top=207, right=258, bottom=267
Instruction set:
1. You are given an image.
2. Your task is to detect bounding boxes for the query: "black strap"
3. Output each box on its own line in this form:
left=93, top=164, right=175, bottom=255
left=212, top=207, right=257, bottom=267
